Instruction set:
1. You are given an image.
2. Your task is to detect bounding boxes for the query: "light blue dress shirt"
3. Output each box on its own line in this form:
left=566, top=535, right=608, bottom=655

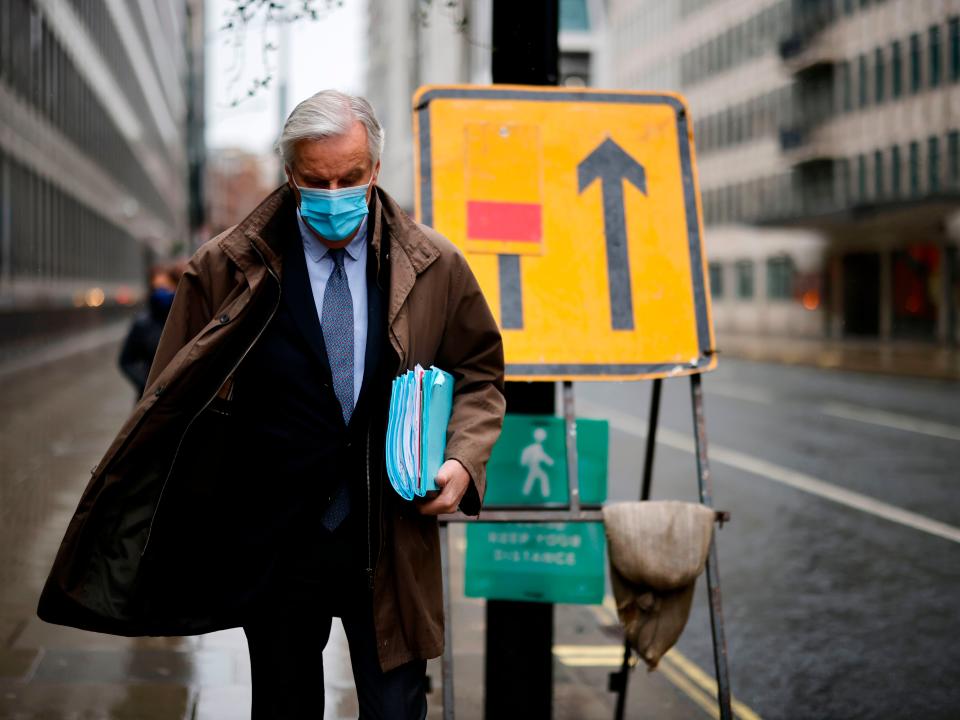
left=297, top=209, right=368, bottom=404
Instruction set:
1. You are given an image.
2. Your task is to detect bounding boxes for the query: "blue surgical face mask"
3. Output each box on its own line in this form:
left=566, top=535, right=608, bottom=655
left=297, top=182, right=371, bottom=242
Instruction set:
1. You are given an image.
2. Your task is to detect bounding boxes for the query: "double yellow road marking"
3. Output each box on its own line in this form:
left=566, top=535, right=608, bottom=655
left=550, top=599, right=762, bottom=719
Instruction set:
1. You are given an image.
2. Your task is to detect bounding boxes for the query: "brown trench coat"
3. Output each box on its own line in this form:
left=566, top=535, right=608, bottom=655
left=37, top=185, right=506, bottom=671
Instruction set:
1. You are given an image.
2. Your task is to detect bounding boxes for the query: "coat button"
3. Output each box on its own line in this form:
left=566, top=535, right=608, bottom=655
left=154, top=385, right=164, bottom=397
left=346, top=441, right=353, bottom=449
left=219, top=313, right=230, bottom=324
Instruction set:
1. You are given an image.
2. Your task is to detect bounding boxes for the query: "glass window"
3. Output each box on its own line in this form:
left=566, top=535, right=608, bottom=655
left=909, top=140, right=920, bottom=195
left=709, top=262, right=724, bottom=298
left=874, top=149, right=884, bottom=197
left=560, top=0, right=590, bottom=31
left=891, top=145, right=902, bottom=197
left=859, top=53, right=869, bottom=107
left=842, top=61, right=853, bottom=111
left=948, top=130, right=960, bottom=187
left=928, top=135, right=940, bottom=192
left=930, top=25, right=942, bottom=87
left=950, top=17, right=960, bottom=81
left=875, top=47, right=885, bottom=103
left=910, top=33, right=922, bottom=92
left=766, top=256, right=795, bottom=300
left=735, top=260, right=755, bottom=299
left=892, top=40, right=903, bottom=97
left=838, top=157, right=851, bottom=204
left=858, top=153, right=867, bottom=199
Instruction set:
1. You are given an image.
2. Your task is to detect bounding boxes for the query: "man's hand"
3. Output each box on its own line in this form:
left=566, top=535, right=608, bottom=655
left=417, top=459, right=471, bottom=515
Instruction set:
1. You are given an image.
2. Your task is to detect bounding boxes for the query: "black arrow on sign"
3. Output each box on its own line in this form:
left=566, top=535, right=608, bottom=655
left=577, top=138, right=646, bottom=331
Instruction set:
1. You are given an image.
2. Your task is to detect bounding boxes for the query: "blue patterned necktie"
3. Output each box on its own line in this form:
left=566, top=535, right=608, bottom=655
left=320, top=247, right=353, bottom=530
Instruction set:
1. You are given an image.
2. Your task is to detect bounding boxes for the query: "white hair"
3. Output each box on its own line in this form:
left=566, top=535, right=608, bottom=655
left=276, top=89, right=385, bottom=168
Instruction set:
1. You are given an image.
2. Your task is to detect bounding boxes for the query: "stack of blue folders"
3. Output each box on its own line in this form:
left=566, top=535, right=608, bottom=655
left=386, top=365, right=455, bottom=500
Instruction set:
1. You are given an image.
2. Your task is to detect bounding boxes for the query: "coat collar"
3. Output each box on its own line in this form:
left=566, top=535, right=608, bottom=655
left=219, top=185, right=440, bottom=279
left=219, top=185, right=441, bottom=334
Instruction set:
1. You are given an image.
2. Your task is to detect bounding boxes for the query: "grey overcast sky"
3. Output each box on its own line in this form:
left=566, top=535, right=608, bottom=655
left=205, top=0, right=366, bottom=154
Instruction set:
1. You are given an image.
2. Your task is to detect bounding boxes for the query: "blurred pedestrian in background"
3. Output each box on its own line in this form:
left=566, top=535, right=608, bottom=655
left=117, top=263, right=183, bottom=398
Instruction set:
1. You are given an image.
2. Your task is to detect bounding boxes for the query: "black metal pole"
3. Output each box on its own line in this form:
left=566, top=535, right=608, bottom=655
left=484, top=383, right=555, bottom=720
left=640, top=378, right=662, bottom=502
left=690, top=374, right=733, bottom=720
left=485, top=4, right=560, bottom=719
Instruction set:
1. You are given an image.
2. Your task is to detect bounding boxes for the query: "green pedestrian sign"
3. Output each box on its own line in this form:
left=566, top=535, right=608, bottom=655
left=484, top=415, right=608, bottom=506
left=465, top=415, right=608, bottom=604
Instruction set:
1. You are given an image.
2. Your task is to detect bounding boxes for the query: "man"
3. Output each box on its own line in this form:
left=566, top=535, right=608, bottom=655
left=38, top=90, right=506, bottom=719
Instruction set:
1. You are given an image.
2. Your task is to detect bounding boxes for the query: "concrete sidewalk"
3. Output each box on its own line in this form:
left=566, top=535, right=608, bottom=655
left=717, top=331, right=960, bottom=381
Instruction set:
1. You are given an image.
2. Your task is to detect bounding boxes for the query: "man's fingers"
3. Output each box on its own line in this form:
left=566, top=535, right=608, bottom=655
left=417, top=484, right=457, bottom=514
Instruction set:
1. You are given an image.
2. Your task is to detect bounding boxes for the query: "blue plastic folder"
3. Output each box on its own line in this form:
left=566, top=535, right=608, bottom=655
left=385, top=365, right=454, bottom=500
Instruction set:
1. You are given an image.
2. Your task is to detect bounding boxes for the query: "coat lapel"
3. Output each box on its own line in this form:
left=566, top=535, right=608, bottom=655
left=281, top=229, right=333, bottom=381
left=370, top=188, right=441, bottom=367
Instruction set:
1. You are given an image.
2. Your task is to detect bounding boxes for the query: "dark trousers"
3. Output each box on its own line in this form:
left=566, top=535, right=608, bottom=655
left=242, top=554, right=427, bottom=719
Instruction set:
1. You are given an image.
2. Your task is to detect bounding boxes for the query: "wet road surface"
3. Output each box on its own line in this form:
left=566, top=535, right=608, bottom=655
left=576, top=359, right=960, bottom=719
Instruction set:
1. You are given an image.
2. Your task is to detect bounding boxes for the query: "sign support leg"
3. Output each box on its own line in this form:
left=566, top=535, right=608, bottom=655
left=690, top=373, right=733, bottom=720
left=612, top=378, right=662, bottom=720
left=640, top=378, right=662, bottom=502
left=561, top=381, right=581, bottom=512
left=440, top=522, right=455, bottom=720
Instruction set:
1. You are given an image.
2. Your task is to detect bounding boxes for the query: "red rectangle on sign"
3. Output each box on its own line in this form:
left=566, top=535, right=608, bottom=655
left=467, top=201, right=542, bottom=243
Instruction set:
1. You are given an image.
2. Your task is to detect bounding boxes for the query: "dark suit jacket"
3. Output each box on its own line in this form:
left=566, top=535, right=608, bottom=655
left=226, top=214, right=394, bottom=598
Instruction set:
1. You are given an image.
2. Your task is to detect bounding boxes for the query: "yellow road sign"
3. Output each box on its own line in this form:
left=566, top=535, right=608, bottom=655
left=413, top=85, right=716, bottom=381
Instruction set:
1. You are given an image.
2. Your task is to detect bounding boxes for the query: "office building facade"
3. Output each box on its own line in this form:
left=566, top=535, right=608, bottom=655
left=0, top=0, right=197, bottom=319
left=610, top=0, right=960, bottom=344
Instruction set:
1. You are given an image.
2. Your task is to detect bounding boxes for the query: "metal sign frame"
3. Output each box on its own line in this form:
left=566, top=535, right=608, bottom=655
left=437, top=376, right=733, bottom=720
left=413, top=85, right=718, bottom=382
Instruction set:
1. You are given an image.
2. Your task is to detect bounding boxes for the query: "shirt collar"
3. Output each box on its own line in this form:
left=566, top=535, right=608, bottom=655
left=297, top=209, right=368, bottom=264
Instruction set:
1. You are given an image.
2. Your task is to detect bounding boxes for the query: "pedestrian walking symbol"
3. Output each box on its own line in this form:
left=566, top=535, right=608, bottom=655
left=520, top=427, right=555, bottom=498
left=482, top=416, right=607, bottom=506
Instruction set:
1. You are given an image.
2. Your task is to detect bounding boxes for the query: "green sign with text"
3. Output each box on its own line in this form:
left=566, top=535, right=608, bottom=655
left=465, top=416, right=608, bottom=604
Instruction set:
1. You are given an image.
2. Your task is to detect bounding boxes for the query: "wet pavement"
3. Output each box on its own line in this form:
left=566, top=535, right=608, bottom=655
left=2, top=328, right=958, bottom=718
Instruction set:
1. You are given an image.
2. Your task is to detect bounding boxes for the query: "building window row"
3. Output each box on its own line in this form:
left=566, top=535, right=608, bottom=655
left=0, top=150, right=144, bottom=289
left=701, top=173, right=798, bottom=226
left=65, top=0, right=171, bottom=162
left=697, top=86, right=792, bottom=154
left=709, top=256, right=798, bottom=302
left=679, top=2, right=790, bottom=88
left=0, top=0, right=176, bottom=226
left=839, top=17, right=960, bottom=113
left=843, top=130, right=960, bottom=205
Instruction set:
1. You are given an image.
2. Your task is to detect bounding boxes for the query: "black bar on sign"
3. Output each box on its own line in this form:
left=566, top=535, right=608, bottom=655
left=498, top=254, right=524, bottom=329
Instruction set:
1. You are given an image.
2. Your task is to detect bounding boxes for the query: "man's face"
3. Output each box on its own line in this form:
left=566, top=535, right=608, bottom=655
left=286, top=119, right=380, bottom=246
